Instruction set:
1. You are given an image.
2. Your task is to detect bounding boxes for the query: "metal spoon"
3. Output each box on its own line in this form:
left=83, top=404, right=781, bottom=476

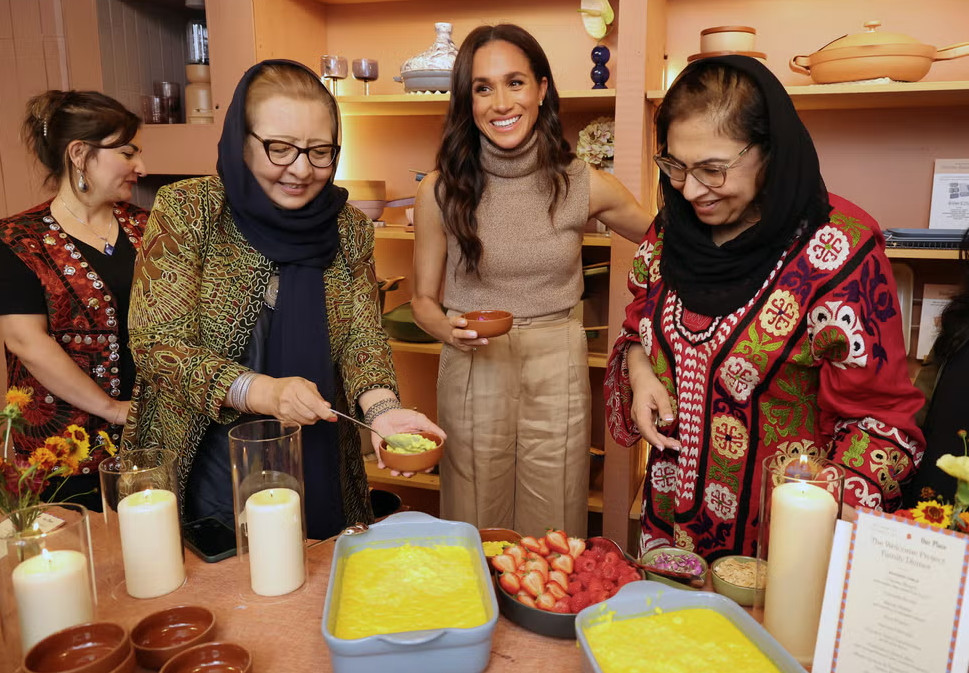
left=327, top=407, right=403, bottom=450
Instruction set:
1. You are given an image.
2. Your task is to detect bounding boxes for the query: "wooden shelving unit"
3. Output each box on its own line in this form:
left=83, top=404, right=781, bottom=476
left=364, top=461, right=605, bottom=512
left=647, top=80, right=969, bottom=111
left=337, top=89, right=616, bottom=116
left=885, top=248, right=961, bottom=260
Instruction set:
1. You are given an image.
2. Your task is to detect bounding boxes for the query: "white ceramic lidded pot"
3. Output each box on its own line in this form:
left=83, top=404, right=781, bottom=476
left=397, top=22, right=458, bottom=93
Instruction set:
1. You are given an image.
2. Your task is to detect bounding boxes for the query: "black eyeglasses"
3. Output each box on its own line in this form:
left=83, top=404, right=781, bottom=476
left=249, top=132, right=340, bottom=169
left=653, top=141, right=756, bottom=188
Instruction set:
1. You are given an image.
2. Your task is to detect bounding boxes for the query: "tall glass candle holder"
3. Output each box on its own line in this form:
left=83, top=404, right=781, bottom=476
left=99, top=448, right=185, bottom=599
left=228, top=420, right=306, bottom=597
left=757, top=454, right=844, bottom=666
left=0, top=503, right=96, bottom=661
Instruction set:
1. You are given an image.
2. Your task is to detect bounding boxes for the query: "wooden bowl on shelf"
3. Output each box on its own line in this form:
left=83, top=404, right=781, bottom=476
left=377, top=432, right=444, bottom=473
left=461, top=310, right=513, bottom=338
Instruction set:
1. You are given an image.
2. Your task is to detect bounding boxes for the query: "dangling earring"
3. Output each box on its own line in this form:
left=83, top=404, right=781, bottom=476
left=77, top=169, right=88, bottom=193
left=539, top=99, right=544, bottom=107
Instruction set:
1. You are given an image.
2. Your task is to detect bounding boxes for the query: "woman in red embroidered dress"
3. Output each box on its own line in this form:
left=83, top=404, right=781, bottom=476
left=0, top=91, right=147, bottom=510
left=604, top=56, right=925, bottom=559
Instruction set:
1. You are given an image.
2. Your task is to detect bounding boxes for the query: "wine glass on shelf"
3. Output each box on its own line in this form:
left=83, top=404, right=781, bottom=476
left=320, top=55, right=348, bottom=96
left=352, top=58, right=379, bottom=96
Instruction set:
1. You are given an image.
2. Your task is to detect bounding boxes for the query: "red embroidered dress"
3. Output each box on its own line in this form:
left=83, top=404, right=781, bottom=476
left=605, top=194, right=925, bottom=559
left=1, top=201, right=146, bottom=470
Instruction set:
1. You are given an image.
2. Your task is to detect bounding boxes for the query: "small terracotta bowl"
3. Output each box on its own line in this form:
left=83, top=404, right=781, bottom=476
left=131, top=605, right=216, bottom=670
left=24, top=622, right=130, bottom=673
left=377, top=431, right=444, bottom=472
left=710, top=555, right=765, bottom=607
left=158, top=642, right=251, bottom=673
left=107, top=646, right=135, bottom=673
left=461, top=310, right=513, bottom=338
left=478, top=527, right=523, bottom=558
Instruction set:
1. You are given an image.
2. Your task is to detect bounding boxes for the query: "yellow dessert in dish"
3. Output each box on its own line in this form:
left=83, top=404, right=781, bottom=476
left=334, top=543, right=488, bottom=639
left=583, top=608, right=781, bottom=673
left=482, top=540, right=513, bottom=557
left=384, top=433, right=437, bottom=454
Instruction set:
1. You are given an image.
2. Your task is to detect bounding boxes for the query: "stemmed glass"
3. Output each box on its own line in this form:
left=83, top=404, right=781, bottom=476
left=320, top=55, right=348, bottom=96
left=352, top=58, right=379, bottom=95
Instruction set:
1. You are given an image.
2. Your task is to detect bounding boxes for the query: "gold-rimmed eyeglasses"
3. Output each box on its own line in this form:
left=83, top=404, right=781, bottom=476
left=653, top=141, right=756, bottom=188
left=250, top=132, right=340, bottom=169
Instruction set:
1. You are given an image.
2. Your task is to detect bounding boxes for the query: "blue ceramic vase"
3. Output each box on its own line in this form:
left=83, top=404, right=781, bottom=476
left=590, top=45, right=611, bottom=89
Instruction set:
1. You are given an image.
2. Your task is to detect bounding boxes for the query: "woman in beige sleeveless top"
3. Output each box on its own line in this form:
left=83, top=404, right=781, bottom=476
left=413, top=24, right=650, bottom=537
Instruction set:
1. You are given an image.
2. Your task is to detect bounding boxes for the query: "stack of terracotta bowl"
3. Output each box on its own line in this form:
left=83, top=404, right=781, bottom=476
left=23, top=622, right=134, bottom=673
left=688, top=26, right=766, bottom=63
left=130, top=605, right=216, bottom=670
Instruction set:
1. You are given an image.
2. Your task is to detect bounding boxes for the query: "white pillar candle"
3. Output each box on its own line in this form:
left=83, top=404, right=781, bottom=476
left=118, top=488, right=185, bottom=598
left=12, top=549, right=94, bottom=650
left=763, top=480, right=839, bottom=665
left=245, top=487, right=305, bottom=596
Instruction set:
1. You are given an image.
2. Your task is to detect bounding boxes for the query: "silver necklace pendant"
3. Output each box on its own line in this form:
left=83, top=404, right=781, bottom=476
left=103, top=242, right=115, bottom=256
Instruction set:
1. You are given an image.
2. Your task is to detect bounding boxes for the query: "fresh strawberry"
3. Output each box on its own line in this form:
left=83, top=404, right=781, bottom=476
left=570, top=591, right=592, bottom=613
left=549, top=553, right=574, bottom=575
left=521, top=570, right=545, bottom=598
left=504, top=544, right=526, bottom=566
left=537, top=538, right=551, bottom=556
left=545, top=529, right=570, bottom=555
left=491, top=553, right=517, bottom=574
left=599, top=562, right=619, bottom=581
left=546, top=581, right=568, bottom=600
left=498, top=571, right=521, bottom=595
left=535, top=592, right=556, bottom=612
left=552, top=598, right=573, bottom=614
left=568, top=537, right=587, bottom=559
left=567, top=580, right=583, bottom=595
left=516, top=592, right=537, bottom=608
left=520, top=536, right=542, bottom=553
left=575, top=556, right=597, bottom=574
left=523, top=558, right=549, bottom=582
left=548, top=569, right=570, bottom=591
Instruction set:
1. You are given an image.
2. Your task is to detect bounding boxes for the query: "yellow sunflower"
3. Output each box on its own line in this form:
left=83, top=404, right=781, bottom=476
left=97, top=430, right=118, bottom=456
left=911, top=501, right=952, bottom=528
left=66, top=425, right=91, bottom=456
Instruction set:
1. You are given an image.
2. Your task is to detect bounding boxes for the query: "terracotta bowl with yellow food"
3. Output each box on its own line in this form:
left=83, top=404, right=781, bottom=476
left=377, top=431, right=444, bottom=472
left=478, top=527, right=523, bottom=560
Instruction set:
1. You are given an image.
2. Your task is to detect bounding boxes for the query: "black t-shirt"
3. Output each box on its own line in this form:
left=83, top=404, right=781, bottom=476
left=0, top=233, right=138, bottom=399
left=902, top=342, right=969, bottom=507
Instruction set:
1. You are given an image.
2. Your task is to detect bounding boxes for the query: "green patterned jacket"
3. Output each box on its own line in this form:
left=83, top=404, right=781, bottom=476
left=122, top=176, right=396, bottom=524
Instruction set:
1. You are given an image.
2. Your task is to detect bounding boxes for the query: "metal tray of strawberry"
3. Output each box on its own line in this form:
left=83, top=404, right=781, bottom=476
left=490, top=531, right=644, bottom=639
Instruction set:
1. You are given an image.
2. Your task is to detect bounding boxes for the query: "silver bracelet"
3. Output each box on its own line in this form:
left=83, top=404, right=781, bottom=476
left=363, top=397, right=401, bottom=426
left=227, top=372, right=258, bottom=413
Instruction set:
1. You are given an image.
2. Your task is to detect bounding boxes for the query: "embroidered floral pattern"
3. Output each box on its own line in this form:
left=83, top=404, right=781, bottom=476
left=808, top=301, right=867, bottom=368
left=711, top=415, right=749, bottom=459
left=651, top=460, right=677, bottom=494
left=759, top=289, right=800, bottom=337
left=807, top=225, right=850, bottom=271
left=674, top=526, right=696, bottom=552
left=719, top=356, right=761, bottom=402
left=630, top=240, right=653, bottom=288
left=704, top=483, right=739, bottom=521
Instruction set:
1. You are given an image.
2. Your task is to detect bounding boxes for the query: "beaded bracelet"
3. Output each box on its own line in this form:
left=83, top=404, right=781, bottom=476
left=363, top=397, right=401, bottom=426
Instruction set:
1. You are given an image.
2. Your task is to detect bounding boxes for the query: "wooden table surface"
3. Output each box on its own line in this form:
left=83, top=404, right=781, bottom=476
left=24, top=514, right=583, bottom=673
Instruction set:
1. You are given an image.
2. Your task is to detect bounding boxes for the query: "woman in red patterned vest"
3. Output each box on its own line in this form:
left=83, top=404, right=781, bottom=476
left=0, top=90, right=147, bottom=510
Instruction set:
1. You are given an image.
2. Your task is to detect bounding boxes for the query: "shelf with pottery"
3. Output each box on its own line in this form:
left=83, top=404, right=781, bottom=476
left=387, top=339, right=609, bottom=368
left=375, top=226, right=612, bottom=248
left=337, top=89, right=616, bottom=117
left=365, top=461, right=606, bottom=513
left=647, top=80, right=969, bottom=111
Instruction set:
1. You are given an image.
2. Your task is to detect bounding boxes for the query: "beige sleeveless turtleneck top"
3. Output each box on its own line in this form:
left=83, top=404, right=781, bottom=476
left=442, top=133, right=591, bottom=319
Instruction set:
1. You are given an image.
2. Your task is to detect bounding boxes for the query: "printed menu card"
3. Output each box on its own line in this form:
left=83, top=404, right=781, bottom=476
left=813, top=510, right=969, bottom=673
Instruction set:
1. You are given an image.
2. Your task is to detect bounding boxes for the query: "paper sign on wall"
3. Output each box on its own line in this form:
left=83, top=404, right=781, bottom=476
left=929, top=159, right=969, bottom=230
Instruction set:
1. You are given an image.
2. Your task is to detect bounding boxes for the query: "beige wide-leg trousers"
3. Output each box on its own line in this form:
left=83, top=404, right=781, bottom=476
left=438, top=308, right=591, bottom=537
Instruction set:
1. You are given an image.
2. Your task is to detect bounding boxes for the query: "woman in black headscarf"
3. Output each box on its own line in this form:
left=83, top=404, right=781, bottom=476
left=604, top=55, right=924, bottom=558
left=123, top=60, right=443, bottom=539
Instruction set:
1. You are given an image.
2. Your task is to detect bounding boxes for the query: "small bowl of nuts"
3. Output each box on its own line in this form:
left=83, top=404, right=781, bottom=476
left=710, top=555, right=766, bottom=606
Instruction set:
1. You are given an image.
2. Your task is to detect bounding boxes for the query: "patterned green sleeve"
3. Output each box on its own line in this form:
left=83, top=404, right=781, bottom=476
left=128, top=181, right=248, bottom=421
left=330, top=207, right=398, bottom=413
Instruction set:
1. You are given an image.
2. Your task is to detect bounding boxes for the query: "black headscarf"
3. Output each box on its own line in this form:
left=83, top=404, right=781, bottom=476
left=657, top=55, right=831, bottom=316
left=216, top=59, right=349, bottom=539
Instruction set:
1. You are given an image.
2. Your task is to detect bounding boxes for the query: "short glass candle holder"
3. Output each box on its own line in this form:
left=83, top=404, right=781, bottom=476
left=99, top=448, right=185, bottom=599
left=228, top=419, right=307, bottom=597
left=757, top=453, right=845, bottom=666
left=0, top=503, right=96, bottom=661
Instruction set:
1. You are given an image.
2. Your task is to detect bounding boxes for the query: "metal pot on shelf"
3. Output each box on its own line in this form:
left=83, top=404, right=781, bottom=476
left=790, top=20, right=969, bottom=83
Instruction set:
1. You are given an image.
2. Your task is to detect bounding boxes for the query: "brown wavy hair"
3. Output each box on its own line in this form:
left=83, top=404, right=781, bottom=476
left=22, top=90, right=140, bottom=192
left=434, top=24, right=574, bottom=275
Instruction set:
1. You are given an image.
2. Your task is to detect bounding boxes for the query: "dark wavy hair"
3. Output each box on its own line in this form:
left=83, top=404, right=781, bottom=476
left=934, top=228, right=969, bottom=362
left=22, top=90, right=140, bottom=193
left=434, top=23, right=574, bottom=275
